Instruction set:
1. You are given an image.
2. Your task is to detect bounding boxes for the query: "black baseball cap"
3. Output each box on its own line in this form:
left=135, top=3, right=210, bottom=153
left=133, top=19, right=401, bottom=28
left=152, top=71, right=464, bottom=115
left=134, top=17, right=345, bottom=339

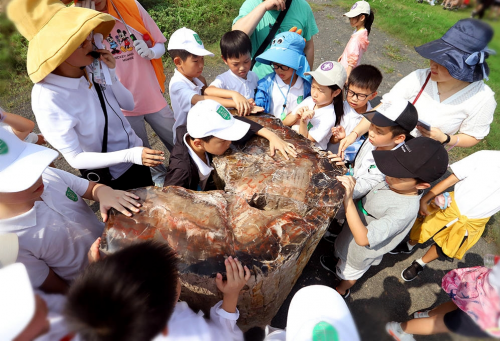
left=363, top=97, right=418, bottom=133
left=373, top=137, right=449, bottom=183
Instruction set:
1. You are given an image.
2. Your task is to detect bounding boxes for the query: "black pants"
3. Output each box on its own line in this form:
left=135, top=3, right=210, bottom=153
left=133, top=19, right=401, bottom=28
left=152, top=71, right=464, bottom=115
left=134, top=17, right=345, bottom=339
left=444, top=308, right=491, bottom=338
left=109, top=164, right=153, bottom=190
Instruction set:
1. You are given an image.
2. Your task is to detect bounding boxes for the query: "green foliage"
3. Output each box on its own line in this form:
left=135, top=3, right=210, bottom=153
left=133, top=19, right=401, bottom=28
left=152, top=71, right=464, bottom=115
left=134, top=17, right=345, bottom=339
left=149, top=0, right=242, bottom=45
left=0, top=13, right=30, bottom=98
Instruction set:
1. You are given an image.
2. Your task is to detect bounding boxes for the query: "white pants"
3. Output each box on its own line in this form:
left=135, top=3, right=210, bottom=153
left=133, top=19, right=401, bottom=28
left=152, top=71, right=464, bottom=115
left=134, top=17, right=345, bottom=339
left=126, top=105, right=175, bottom=152
left=335, top=258, right=371, bottom=280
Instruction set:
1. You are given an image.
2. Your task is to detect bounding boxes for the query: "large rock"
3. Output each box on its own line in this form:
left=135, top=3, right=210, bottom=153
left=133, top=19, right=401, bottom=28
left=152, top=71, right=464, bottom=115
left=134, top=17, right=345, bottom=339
left=100, top=115, right=345, bottom=330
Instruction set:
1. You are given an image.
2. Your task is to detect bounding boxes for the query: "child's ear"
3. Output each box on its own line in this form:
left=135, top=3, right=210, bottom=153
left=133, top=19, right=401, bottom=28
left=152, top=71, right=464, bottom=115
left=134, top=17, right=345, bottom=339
left=369, top=91, right=378, bottom=100
left=221, top=56, right=228, bottom=65
left=192, top=138, right=205, bottom=149
left=173, top=56, right=183, bottom=67
left=394, top=134, right=406, bottom=145
left=415, top=182, right=431, bottom=190
left=333, top=88, right=342, bottom=98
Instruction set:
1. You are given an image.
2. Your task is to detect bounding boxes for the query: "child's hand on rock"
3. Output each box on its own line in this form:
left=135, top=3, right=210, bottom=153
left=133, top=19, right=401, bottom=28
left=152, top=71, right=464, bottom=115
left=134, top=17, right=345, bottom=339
left=216, top=256, right=251, bottom=313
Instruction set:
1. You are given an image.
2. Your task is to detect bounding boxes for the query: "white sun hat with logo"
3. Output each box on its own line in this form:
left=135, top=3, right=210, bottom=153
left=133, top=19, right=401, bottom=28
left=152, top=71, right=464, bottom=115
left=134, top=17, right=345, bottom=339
left=187, top=100, right=251, bottom=141
left=167, top=27, right=214, bottom=57
left=304, top=61, right=347, bottom=88
left=0, top=129, right=58, bottom=193
left=343, top=1, right=371, bottom=17
left=0, top=263, right=36, bottom=340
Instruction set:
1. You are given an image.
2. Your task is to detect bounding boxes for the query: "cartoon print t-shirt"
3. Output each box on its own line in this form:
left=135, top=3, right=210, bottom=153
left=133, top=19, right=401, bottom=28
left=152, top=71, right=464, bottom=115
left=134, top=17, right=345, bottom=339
left=102, top=1, right=169, bottom=116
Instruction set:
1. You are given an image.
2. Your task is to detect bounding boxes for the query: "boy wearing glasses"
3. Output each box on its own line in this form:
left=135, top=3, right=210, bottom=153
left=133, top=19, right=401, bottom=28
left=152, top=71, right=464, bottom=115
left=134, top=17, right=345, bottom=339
left=254, top=31, right=312, bottom=118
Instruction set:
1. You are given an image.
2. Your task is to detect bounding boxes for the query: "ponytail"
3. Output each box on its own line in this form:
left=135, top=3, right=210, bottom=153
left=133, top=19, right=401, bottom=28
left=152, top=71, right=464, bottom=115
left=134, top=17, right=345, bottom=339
left=328, top=85, right=344, bottom=126
left=364, top=10, right=375, bottom=35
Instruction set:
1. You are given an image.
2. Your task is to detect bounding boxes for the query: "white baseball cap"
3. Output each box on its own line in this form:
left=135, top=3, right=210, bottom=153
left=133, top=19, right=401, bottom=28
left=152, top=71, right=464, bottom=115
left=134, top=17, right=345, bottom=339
left=304, top=61, right=347, bottom=88
left=167, top=27, right=214, bottom=57
left=343, top=1, right=371, bottom=17
left=187, top=100, right=251, bottom=141
left=286, top=285, right=360, bottom=341
left=0, top=233, right=19, bottom=268
left=0, top=129, right=58, bottom=193
left=0, top=263, right=35, bottom=340
left=363, top=94, right=418, bottom=132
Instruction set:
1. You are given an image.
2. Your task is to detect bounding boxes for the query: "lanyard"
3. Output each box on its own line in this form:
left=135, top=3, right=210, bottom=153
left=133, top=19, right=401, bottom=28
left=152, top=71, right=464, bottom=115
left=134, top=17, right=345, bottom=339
left=275, top=71, right=296, bottom=112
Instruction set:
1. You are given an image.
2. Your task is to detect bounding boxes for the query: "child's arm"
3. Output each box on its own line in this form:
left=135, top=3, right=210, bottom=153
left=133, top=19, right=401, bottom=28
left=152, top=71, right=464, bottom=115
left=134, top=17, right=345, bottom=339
left=255, top=127, right=297, bottom=160
left=337, top=175, right=370, bottom=246
left=82, top=182, right=142, bottom=222
left=204, top=87, right=252, bottom=116
left=419, top=174, right=459, bottom=216
left=298, top=110, right=317, bottom=142
left=40, top=268, right=69, bottom=294
left=0, top=108, right=35, bottom=140
left=216, top=256, right=251, bottom=313
left=330, top=126, right=346, bottom=144
left=282, top=106, right=307, bottom=127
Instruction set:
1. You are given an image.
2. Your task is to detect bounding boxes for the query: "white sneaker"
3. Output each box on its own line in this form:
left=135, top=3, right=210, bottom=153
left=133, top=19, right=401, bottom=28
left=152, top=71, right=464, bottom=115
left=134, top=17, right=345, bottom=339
left=414, top=310, right=430, bottom=319
left=386, top=322, right=416, bottom=341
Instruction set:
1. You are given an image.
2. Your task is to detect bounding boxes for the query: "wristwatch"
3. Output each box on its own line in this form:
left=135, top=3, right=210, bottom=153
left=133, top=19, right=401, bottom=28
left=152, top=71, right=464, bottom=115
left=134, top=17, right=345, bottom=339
left=441, top=133, right=451, bottom=145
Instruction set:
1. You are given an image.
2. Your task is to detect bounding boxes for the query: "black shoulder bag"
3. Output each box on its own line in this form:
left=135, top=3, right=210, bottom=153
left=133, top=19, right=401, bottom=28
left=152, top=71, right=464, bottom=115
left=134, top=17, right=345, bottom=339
left=79, top=80, right=113, bottom=185
left=251, top=0, right=293, bottom=69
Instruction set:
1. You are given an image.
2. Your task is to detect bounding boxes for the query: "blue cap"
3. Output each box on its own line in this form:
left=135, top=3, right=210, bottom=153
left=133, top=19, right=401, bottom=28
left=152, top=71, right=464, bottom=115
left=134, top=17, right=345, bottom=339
left=415, top=19, right=494, bottom=82
left=255, top=31, right=310, bottom=79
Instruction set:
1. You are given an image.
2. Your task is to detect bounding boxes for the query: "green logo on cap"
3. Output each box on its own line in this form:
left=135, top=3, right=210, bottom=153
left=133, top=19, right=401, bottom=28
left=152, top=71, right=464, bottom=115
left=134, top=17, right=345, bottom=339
left=0, top=139, right=8, bottom=155
left=312, top=321, right=339, bottom=341
left=297, top=95, right=304, bottom=104
left=216, top=105, right=231, bottom=120
left=193, top=33, right=203, bottom=45
left=66, top=187, right=78, bottom=202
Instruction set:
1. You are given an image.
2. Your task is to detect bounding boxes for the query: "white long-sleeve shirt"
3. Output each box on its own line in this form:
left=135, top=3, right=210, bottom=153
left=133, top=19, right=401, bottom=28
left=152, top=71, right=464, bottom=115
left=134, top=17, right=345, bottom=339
left=32, top=68, right=143, bottom=179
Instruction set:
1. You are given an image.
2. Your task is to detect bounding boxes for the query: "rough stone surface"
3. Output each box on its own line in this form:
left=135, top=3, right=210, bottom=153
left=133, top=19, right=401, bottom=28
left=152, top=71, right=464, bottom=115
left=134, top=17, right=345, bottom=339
left=100, top=115, right=344, bottom=330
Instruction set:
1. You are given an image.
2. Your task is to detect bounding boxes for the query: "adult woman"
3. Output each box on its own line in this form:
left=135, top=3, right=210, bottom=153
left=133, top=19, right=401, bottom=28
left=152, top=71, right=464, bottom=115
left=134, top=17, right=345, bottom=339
left=339, top=19, right=496, bottom=154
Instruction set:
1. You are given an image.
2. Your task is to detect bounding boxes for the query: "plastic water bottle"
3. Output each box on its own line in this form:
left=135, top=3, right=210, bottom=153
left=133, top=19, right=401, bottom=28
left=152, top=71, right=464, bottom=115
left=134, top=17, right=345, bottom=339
left=484, top=254, right=500, bottom=268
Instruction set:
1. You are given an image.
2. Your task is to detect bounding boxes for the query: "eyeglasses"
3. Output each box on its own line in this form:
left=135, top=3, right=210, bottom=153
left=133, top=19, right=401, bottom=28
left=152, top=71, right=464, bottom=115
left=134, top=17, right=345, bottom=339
left=345, top=88, right=374, bottom=101
left=271, top=63, right=290, bottom=71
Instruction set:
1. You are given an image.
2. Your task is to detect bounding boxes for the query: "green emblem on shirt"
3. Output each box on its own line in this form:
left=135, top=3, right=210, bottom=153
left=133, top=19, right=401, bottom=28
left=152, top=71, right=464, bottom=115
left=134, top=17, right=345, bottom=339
left=369, top=165, right=377, bottom=169
left=297, top=95, right=304, bottom=104
left=307, top=122, right=313, bottom=131
left=280, top=111, right=287, bottom=121
left=216, top=105, right=231, bottom=120
left=312, top=322, right=339, bottom=341
left=193, top=33, right=203, bottom=45
left=66, top=187, right=78, bottom=202
left=0, top=139, right=8, bottom=155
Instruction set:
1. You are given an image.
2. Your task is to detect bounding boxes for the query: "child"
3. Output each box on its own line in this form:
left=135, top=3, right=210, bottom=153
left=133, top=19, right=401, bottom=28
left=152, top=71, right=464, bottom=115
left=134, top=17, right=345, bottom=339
left=7, top=0, right=164, bottom=190
left=65, top=241, right=250, bottom=341
left=322, top=137, right=448, bottom=298
left=164, top=100, right=297, bottom=190
left=392, top=150, right=500, bottom=282
left=338, top=1, right=375, bottom=79
left=328, top=65, right=383, bottom=156
left=0, top=263, right=74, bottom=341
left=206, top=30, right=261, bottom=116
left=168, top=28, right=260, bottom=141
left=95, top=0, right=175, bottom=154
left=0, top=129, right=142, bottom=294
left=0, top=105, right=36, bottom=142
left=254, top=31, right=312, bottom=118
left=282, top=61, right=346, bottom=151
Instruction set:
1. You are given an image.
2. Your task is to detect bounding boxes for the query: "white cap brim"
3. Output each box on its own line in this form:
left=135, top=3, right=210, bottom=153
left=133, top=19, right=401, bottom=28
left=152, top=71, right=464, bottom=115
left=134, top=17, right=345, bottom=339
left=0, top=234, right=19, bottom=268
left=286, top=285, right=360, bottom=341
left=185, top=47, right=214, bottom=57
left=0, top=142, right=58, bottom=193
left=0, top=263, right=35, bottom=340
left=212, top=118, right=251, bottom=141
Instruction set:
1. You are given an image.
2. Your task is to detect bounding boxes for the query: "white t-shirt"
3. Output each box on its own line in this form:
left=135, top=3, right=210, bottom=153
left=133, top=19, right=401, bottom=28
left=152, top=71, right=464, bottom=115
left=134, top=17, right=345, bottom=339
left=270, top=75, right=304, bottom=119
left=0, top=168, right=103, bottom=287
left=169, top=69, right=205, bottom=142
left=35, top=292, right=74, bottom=341
left=450, top=150, right=500, bottom=219
left=153, top=301, right=243, bottom=341
left=32, top=70, right=143, bottom=179
left=385, top=68, right=497, bottom=139
left=210, top=70, right=259, bottom=100
left=183, top=133, right=214, bottom=191
left=291, top=97, right=336, bottom=150
left=340, top=100, right=372, bottom=138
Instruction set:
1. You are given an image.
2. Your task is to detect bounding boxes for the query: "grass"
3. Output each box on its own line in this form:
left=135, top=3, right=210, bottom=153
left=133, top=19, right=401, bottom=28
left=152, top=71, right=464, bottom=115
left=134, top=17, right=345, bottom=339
left=333, top=0, right=500, bottom=151
left=381, top=65, right=395, bottom=74
left=309, top=3, right=325, bottom=12
left=383, top=44, right=409, bottom=62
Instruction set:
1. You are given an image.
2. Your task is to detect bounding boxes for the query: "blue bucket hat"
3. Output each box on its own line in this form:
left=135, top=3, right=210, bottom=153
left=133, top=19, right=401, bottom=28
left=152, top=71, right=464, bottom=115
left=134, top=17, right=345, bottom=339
left=415, top=19, right=494, bottom=83
left=255, top=31, right=311, bottom=79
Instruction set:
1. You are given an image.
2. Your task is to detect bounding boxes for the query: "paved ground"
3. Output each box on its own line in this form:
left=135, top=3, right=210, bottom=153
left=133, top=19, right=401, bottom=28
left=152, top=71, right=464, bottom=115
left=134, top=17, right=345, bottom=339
left=9, top=1, right=497, bottom=340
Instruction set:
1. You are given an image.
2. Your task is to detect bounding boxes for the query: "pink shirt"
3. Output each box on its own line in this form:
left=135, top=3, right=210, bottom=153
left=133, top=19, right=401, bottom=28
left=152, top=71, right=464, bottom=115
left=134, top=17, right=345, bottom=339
left=340, top=28, right=369, bottom=71
left=103, top=1, right=169, bottom=116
